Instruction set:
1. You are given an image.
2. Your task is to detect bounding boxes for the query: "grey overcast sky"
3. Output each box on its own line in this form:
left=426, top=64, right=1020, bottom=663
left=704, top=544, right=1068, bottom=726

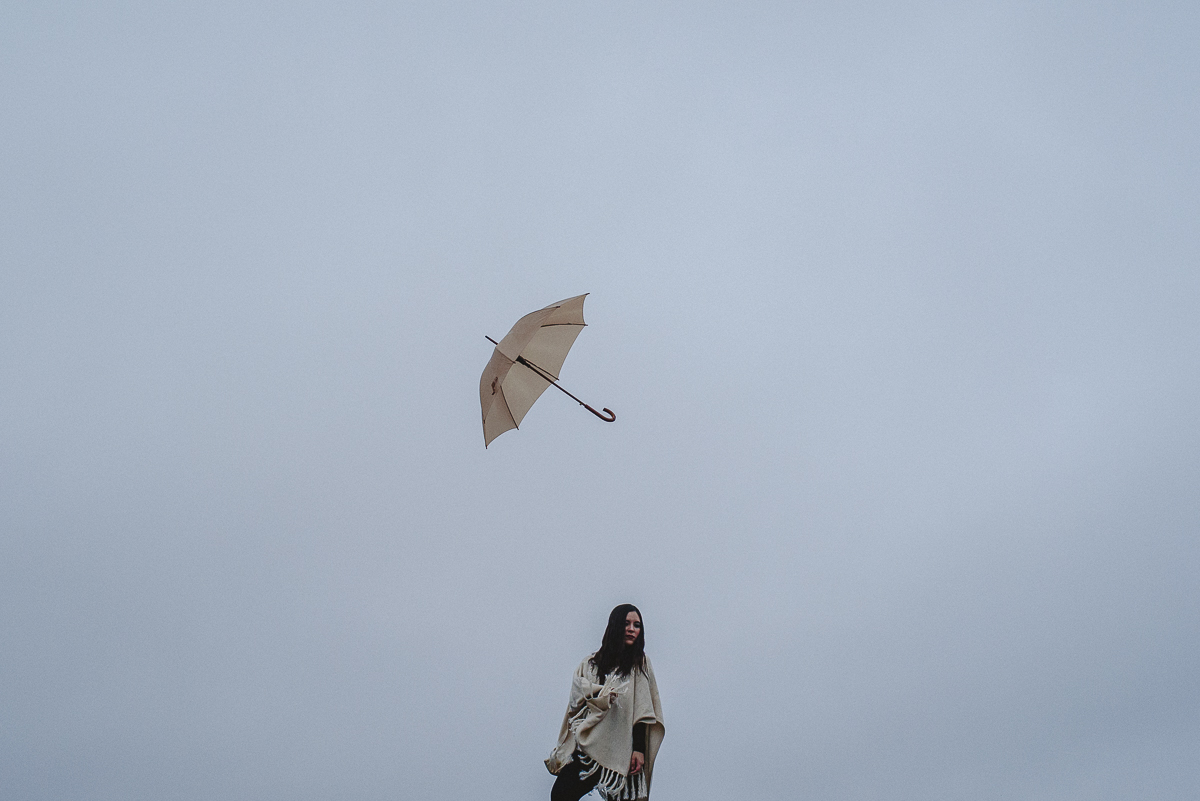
left=2, top=2, right=1198, bottom=800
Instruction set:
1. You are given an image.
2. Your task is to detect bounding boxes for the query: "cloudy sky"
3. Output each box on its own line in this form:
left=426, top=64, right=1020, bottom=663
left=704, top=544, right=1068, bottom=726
left=2, top=2, right=1198, bottom=799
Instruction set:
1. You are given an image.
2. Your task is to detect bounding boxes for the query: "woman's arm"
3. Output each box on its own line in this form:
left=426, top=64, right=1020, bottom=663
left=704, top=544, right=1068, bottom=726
left=632, top=722, right=647, bottom=753
left=630, top=721, right=647, bottom=774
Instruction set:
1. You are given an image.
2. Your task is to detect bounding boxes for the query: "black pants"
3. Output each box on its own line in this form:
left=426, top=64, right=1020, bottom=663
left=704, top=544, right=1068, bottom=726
left=550, top=757, right=601, bottom=801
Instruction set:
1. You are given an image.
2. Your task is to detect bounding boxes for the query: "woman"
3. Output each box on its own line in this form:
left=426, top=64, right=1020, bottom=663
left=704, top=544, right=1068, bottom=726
left=546, top=604, right=665, bottom=801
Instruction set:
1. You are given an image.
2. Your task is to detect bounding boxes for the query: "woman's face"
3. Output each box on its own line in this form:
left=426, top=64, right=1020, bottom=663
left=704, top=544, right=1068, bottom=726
left=623, top=610, right=642, bottom=646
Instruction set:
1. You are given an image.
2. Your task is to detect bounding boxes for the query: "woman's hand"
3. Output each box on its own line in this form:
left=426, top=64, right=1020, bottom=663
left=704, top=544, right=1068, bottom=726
left=629, top=751, right=644, bottom=775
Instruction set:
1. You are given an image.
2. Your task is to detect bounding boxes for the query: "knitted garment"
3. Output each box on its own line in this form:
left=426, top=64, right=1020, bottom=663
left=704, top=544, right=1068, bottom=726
left=546, top=655, right=665, bottom=801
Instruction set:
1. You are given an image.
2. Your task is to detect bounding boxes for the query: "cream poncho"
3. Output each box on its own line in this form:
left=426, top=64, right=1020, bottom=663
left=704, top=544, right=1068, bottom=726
left=546, top=655, right=665, bottom=801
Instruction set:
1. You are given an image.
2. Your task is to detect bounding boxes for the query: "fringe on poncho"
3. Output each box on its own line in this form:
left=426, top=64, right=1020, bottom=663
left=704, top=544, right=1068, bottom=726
left=546, top=655, right=665, bottom=801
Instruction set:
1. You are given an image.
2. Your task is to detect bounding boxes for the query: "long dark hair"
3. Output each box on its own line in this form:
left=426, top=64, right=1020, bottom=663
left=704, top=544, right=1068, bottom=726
left=589, top=603, right=646, bottom=683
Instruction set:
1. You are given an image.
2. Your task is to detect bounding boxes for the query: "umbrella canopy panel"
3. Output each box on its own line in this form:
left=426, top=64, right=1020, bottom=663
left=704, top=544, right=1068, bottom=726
left=480, top=295, right=587, bottom=446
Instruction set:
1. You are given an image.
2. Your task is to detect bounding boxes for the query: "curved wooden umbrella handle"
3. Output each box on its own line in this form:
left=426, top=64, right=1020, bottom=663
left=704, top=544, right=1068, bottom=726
left=583, top=404, right=616, bottom=422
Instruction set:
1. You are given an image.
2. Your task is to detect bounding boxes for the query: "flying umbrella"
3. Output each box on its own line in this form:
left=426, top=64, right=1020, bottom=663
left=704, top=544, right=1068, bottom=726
left=479, top=294, right=615, bottom=447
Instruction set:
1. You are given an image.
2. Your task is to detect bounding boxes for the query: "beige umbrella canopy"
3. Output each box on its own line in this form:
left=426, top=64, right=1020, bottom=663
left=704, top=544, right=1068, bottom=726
left=479, top=294, right=615, bottom=447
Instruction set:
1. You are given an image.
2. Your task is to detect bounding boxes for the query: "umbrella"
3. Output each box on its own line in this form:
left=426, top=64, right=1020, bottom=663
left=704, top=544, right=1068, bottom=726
left=479, top=294, right=615, bottom=447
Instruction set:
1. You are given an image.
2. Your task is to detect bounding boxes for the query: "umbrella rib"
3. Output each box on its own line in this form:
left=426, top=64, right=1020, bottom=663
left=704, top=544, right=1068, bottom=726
left=499, top=381, right=518, bottom=431
left=514, top=353, right=560, bottom=384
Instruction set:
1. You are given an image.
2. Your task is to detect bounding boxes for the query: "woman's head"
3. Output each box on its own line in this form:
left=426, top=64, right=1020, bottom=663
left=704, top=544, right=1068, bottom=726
left=622, top=608, right=643, bottom=646
left=590, top=603, right=646, bottom=682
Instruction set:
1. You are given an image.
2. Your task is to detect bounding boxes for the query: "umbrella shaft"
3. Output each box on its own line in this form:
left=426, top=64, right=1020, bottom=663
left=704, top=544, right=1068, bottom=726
left=521, top=357, right=581, bottom=403
left=484, top=335, right=615, bottom=423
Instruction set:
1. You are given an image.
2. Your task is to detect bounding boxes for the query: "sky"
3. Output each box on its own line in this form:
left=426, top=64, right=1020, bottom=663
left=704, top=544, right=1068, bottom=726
left=2, top=2, right=1198, bottom=800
